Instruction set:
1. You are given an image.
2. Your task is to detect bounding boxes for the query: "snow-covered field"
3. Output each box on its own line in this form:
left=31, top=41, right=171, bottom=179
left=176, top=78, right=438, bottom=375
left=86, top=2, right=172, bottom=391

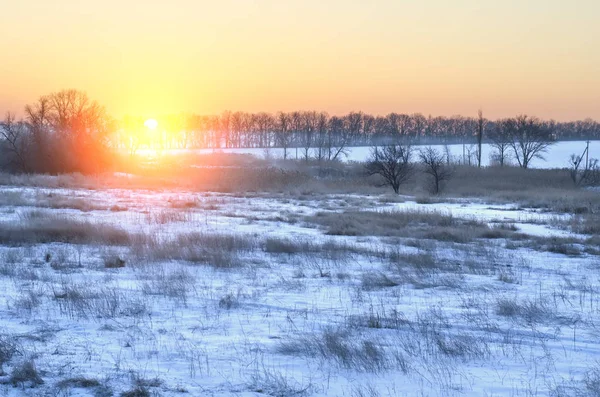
left=0, top=185, right=599, bottom=396
left=142, top=140, right=600, bottom=169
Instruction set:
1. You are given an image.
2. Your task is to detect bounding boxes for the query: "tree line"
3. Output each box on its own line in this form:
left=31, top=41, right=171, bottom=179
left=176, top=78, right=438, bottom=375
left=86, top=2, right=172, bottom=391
left=117, top=110, right=600, bottom=154
left=1, top=89, right=599, bottom=174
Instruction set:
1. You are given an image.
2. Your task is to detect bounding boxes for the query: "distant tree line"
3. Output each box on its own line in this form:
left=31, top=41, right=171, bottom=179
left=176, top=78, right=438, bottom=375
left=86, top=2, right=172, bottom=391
left=1, top=89, right=599, bottom=174
left=115, top=111, right=600, bottom=154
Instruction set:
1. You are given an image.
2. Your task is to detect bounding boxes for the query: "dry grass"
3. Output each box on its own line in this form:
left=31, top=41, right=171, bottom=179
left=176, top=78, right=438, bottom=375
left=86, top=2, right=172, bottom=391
left=145, top=209, right=191, bottom=224
left=56, top=376, right=101, bottom=389
left=1, top=156, right=596, bottom=216
left=278, top=327, right=400, bottom=373
left=248, top=368, right=312, bottom=397
left=307, top=209, right=513, bottom=243
left=131, top=232, right=257, bottom=268
left=360, top=272, right=400, bottom=290
left=308, top=209, right=456, bottom=236
left=506, top=235, right=596, bottom=257
left=563, top=213, right=600, bottom=235
left=0, top=216, right=131, bottom=245
left=445, top=166, right=600, bottom=214
left=263, top=237, right=362, bottom=257
left=495, top=297, right=572, bottom=326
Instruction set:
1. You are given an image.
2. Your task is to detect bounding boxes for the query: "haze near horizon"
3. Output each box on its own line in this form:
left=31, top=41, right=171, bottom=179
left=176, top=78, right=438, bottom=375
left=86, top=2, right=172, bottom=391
left=1, top=0, right=598, bottom=120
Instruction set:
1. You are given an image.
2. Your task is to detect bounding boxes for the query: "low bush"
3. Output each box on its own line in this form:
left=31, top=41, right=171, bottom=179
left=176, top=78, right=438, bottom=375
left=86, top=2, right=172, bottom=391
left=10, top=359, right=44, bottom=387
left=56, top=376, right=101, bottom=389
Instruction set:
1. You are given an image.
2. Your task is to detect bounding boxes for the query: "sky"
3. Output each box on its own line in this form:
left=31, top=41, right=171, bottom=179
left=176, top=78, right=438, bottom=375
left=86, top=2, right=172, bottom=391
left=0, top=0, right=598, bottom=121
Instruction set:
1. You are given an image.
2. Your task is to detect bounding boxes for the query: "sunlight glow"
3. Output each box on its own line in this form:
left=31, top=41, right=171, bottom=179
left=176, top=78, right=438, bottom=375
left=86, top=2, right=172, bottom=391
left=144, top=119, right=158, bottom=130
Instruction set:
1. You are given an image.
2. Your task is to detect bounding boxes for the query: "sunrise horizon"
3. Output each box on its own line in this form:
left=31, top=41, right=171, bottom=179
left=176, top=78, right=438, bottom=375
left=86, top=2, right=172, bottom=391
left=1, top=0, right=599, bottom=121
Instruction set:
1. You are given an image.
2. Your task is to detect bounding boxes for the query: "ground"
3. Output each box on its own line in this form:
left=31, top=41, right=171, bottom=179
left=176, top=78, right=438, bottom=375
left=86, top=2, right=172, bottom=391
left=0, top=180, right=598, bottom=396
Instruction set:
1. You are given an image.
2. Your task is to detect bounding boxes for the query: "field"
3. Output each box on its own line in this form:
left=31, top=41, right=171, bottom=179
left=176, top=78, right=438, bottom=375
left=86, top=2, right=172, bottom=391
left=0, top=160, right=599, bottom=397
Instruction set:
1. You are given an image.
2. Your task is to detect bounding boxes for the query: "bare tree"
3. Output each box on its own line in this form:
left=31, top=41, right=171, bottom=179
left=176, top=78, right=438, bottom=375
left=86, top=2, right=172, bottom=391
left=365, top=144, right=414, bottom=194
left=255, top=112, right=273, bottom=148
left=217, top=111, right=231, bottom=149
left=489, top=119, right=511, bottom=166
left=326, top=116, right=350, bottom=161
left=569, top=141, right=600, bottom=186
left=419, top=147, right=453, bottom=194
left=476, top=109, right=485, bottom=168
left=443, top=144, right=452, bottom=165
left=22, top=90, right=114, bottom=173
left=290, top=111, right=303, bottom=159
left=362, top=114, right=375, bottom=145
left=346, top=112, right=363, bottom=142
left=97, top=108, right=600, bottom=153
left=0, top=113, right=30, bottom=172
left=507, top=115, right=555, bottom=169
left=275, top=112, right=291, bottom=159
left=300, top=111, right=318, bottom=161
left=570, top=155, right=599, bottom=187
left=314, top=112, right=329, bottom=162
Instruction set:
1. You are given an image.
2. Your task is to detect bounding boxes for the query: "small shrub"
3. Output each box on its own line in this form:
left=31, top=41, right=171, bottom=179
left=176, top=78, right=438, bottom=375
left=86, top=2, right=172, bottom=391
left=0, top=335, right=20, bottom=375
left=145, top=209, right=191, bottom=224
left=278, top=327, right=393, bottom=372
left=264, top=237, right=305, bottom=254
left=141, top=267, right=195, bottom=303
left=57, top=376, right=101, bottom=389
left=10, top=289, right=42, bottom=313
left=496, top=297, right=558, bottom=325
left=351, top=384, right=381, bottom=397
left=584, top=365, right=600, bottom=395
left=497, top=269, right=519, bottom=284
left=347, top=309, right=408, bottom=330
left=415, top=196, right=444, bottom=204
left=134, top=376, right=162, bottom=388
left=10, top=359, right=44, bottom=387
left=496, top=298, right=521, bottom=317
left=121, top=386, right=151, bottom=397
left=168, top=199, right=198, bottom=209
left=360, top=272, right=399, bottom=290
left=248, top=369, right=312, bottom=397
left=104, top=255, right=126, bottom=268
left=219, top=293, right=240, bottom=310
left=3, top=249, right=24, bottom=264
left=548, top=243, right=582, bottom=256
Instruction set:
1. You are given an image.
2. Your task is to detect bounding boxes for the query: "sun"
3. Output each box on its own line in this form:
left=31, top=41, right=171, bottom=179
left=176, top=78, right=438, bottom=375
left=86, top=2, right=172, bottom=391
left=144, top=118, right=158, bottom=130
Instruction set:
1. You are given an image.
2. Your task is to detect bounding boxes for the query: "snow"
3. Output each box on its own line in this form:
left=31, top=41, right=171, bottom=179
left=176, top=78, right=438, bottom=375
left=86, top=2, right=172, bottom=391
left=140, top=140, right=600, bottom=169
left=0, top=185, right=598, bottom=396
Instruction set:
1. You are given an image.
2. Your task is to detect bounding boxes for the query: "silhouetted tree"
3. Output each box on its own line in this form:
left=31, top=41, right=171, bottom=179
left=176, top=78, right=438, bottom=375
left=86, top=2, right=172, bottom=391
left=327, top=116, right=351, bottom=161
left=489, top=119, right=511, bottom=166
left=569, top=141, right=599, bottom=186
left=314, top=112, right=329, bottom=161
left=506, top=115, right=555, bottom=169
left=476, top=109, right=485, bottom=168
left=365, top=144, right=414, bottom=194
left=0, top=113, right=30, bottom=172
left=21, top=90, right=114, bottom=173
left=420, top=147, right=453, bottom=194
left=300, top=111, right=317, bottom=161
left=275, top=112, right=291, bottom=159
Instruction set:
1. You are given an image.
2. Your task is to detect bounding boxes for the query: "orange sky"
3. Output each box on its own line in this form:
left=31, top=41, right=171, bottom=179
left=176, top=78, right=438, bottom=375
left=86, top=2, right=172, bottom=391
left=0, top=0, right=599, bottom=120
